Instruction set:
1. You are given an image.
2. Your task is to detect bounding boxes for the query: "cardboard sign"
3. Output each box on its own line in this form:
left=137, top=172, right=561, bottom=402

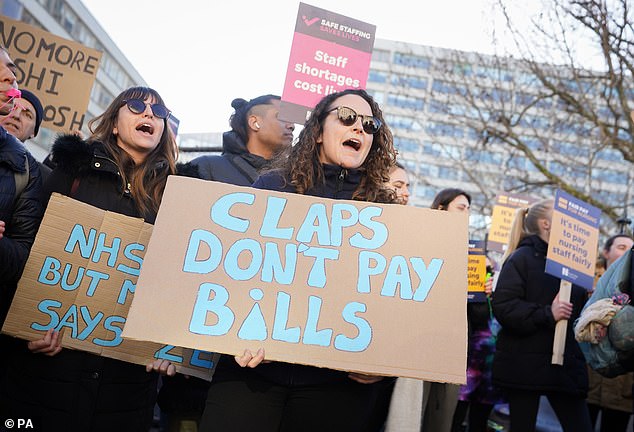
left=0, top=15, right=102, bottom=132
left=545, top=189, right=601, bottom=290
left=279, top=3, right=376, bottom=124
left=1, top=194, right=217, bottom=381
left=488, top=192, right=538, bottom=252
left=467, top=240, right=487, bottom=303
left=123, top=176, right=468, bottom=383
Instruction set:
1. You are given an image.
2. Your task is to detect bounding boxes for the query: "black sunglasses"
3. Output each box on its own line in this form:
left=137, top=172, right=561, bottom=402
left=123, top=98, right=171, bottom=120
left=328, top=106, right=381, bottom=134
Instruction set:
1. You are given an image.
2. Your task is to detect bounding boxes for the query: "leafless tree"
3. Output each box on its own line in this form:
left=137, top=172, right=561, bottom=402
left=425, top=0, right=633, bottom=232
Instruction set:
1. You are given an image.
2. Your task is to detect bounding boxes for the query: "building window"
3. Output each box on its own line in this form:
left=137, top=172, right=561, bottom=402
left=393, top=52, right=431, bottom=69
left=431, top=80, right=466, bottom=96
left=387, top=93, right=425, bottom=110
left=391, top=74, right=428, bottom=90
left=394, top=136, right=420, bottom=153
left=426, top=122, right=464, bottom=138
left=368, top=71, right=388, bottom=84
left=372, top=49, right=391, bottom=63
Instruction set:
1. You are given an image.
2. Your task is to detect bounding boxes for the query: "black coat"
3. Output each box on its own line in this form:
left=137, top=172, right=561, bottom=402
left=492, top=235, right=588, bottom=396
left=0, top=126, right=43, bottom=327
left=0, top=134, right=165, bottom=431
left=189, top=130, right=267, bottom=185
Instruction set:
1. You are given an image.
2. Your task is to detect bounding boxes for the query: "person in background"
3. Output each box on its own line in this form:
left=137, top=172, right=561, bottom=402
left=0, top=47, right=44, bottom=388
left=451, top=255, right=505, bottom=432
left=199, top=88, right=397, bottom=432
left=157, top=94, right=295, bottom=432
left=0, top=88, right=43, bottom=143
left=190, top=94, right=294, bottom=185
left=388, top=161, right=410, bottom=205
left=492, top=199, right=592, bottom=432
left=586, top=234, right=634, bottom=432
left=418, top=188, right=470, bottom=432
left=0, top=86, right=177, bottom=431
left=0, top=88, right=50, bottom=180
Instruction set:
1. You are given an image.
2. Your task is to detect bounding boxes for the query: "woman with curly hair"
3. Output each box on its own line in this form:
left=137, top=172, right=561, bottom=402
left=199, top=89, right=397, bottom=432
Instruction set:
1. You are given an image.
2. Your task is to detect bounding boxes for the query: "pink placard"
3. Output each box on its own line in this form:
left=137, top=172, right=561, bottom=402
left=280, top=3, right=376, bottom=124
left=282, top=33, right=371, bottom=107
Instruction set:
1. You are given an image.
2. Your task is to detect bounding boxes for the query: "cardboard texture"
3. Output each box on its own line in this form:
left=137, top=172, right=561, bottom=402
left=2, top=194, right=216, bottom=381
left=0, top=15, right=102, bottom=132
left=123, top=177, right=468, bottom=383
left=279, top=3, right=376, bottom=124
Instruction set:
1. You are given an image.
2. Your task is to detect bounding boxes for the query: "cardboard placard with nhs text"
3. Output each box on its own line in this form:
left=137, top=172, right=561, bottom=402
left=545, top=190, right=601, bottom=290
left=1, top=194, right=217, bottom=381
left=123, top=176, right=468, bottom=383
left=279, top=3, right=376, bottom=124
left=0, top=15, right=102, bottom=132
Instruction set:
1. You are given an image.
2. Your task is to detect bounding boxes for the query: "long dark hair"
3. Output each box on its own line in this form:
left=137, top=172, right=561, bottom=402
left=431, top=188, right=472, bottom=211
left=88, top=86, right=177, bottom=216
left=273, top=89, right=396, bottom=203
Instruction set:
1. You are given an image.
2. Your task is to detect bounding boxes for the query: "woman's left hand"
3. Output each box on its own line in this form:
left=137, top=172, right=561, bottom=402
left=146, top=359, right=176, bottom=376
left=347, top=372, right=384, bottom=384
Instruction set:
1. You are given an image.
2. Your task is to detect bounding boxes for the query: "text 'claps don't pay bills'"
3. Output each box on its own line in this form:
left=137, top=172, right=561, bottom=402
left=123, top=176, right=469, bottom=383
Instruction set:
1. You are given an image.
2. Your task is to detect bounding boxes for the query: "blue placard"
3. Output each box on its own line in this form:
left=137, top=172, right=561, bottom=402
left=545, top=189, right=601, bottom=290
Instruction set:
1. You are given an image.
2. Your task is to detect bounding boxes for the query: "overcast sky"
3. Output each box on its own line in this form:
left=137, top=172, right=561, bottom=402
left=81, top=0, right=522, bottom=134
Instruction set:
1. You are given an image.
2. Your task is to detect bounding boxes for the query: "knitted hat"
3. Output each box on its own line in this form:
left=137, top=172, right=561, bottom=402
left=19, top=89, right=44, bottom=137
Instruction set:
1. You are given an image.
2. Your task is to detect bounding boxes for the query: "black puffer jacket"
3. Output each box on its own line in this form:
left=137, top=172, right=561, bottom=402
left=0, top=134, right=167, bottom=431
left=492, top=235, right=588, bottom=396
left=190, top=130, right=267, bottom=185
left=0, top=126, right=43, bottom=327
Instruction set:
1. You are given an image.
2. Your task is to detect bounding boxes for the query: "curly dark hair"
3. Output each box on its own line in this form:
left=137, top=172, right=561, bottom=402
left=88, top=86, right=177, bottom=217
left=273, top=89, right=397, bottom=203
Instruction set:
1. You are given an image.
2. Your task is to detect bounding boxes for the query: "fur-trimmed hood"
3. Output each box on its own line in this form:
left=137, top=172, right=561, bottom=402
left=49, top=133, right=114, bottom=176
left=50, top=134, right=189, bottom=177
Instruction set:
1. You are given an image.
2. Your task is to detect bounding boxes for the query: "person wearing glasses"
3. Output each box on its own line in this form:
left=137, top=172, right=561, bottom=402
left=159, top=94, right=295, bottom=431
left=0, top=87, right=177, bottom=431
left=199, top=88, right=397, bottom=432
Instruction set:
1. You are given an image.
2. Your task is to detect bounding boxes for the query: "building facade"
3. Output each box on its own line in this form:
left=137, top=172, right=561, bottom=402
left=0, top=0, right=146, bottom=160
left=367, top=39, right=633, bottom=234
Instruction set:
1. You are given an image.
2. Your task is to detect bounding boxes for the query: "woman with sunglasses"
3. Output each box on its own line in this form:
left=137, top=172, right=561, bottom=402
left=199, top=89, right=397, bottom=432
left=0, top=87, right=177, bottom=431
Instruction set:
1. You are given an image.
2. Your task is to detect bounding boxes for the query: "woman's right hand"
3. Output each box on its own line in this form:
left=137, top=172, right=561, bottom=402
left=550, top=293, right=573, bottom=322
left=28, top=328, right=63, bottom=356
left=234, top=348, right=265, bottom=368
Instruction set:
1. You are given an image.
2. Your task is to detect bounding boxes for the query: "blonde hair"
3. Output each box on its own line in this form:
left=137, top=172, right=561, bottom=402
left=501, top=198, right=554, bottom=263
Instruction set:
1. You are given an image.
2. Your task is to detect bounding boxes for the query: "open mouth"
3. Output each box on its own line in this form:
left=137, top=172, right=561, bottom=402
left=136, top=123, right=154, bottom=135
left=343, top=139, right=361, bottom=151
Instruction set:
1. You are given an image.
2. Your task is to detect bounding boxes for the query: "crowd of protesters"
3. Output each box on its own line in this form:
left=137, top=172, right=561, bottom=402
left=0, top=44, right=632, bottom=432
